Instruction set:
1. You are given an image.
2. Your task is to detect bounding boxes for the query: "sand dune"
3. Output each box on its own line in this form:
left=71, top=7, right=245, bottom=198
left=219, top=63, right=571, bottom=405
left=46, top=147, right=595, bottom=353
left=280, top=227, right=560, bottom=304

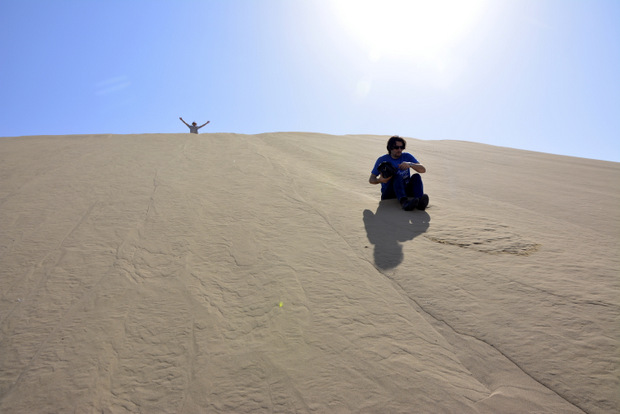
left=0, top=132, right=618, bottom=413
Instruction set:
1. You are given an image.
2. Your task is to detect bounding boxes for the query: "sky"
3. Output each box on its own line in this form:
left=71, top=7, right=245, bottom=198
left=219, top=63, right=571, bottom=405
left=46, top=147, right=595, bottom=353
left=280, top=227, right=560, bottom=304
left=1, top=0, right=619, bottom=162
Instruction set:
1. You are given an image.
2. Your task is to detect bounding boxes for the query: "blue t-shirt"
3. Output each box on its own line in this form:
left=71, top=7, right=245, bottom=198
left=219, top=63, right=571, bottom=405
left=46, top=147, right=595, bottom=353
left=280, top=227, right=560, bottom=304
left=371, top=153, right=419, bottom=189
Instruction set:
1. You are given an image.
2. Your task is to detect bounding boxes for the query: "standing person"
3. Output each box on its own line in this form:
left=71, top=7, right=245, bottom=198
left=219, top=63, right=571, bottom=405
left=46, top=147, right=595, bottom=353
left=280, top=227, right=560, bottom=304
left=369, top=135, right=429, bottom=211
left=179, top=117, right=210, bottom=134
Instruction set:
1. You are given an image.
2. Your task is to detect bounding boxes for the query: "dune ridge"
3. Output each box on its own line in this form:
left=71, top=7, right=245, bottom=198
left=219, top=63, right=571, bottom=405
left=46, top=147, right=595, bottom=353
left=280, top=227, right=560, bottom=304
left=1, top=132, right=618, bottom=413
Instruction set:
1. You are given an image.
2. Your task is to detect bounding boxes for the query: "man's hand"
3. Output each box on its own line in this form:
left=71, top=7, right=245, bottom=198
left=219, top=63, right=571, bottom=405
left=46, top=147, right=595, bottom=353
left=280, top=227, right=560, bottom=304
left=399, top=162, right=427, bottom=173
left=369, top=174, right=391, bottom=184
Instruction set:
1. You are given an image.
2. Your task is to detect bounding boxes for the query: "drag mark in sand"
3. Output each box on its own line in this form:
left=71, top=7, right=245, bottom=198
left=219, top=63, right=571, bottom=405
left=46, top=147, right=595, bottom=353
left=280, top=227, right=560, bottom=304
left=424, top=217, right=540, bottom=255
left=375, top=268, right=586, bottom=413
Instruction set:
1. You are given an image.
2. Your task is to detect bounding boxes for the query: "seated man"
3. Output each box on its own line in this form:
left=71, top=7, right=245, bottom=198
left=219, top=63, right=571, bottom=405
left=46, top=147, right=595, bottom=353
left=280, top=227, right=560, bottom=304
left=369, top=135, right=429, bottom=211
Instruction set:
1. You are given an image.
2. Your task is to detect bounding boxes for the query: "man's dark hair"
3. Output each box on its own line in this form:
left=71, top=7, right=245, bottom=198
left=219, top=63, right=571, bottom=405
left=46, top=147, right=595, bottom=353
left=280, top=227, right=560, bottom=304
left=386, top=135, right=406, bottom=152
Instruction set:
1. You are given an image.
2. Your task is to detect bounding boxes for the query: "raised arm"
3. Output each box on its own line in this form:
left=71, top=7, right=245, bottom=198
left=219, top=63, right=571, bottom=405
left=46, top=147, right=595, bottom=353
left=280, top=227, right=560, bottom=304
left=198, top=121, right=210, bottom=129
left=179, top=117, right=190, bottom=127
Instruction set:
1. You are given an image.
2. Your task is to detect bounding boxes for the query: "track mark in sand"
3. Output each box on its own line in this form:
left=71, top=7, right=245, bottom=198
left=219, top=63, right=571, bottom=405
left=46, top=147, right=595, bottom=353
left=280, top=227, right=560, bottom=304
left=5, top=224, right=122, bottom=396
left=229, top=233, right=258, bottom=267
left=376, top=271, right=585, bottom=413
left=0, top=202, right=98, bottom=325
left=425, top=219, right=540, bottom=255
left=113, top=169, right=162, bottom=284
left=57, top=202, right=98, bottom=249
left=145, top=169, right=160, bottom=218
left=507, top=279, right=619, bottom=309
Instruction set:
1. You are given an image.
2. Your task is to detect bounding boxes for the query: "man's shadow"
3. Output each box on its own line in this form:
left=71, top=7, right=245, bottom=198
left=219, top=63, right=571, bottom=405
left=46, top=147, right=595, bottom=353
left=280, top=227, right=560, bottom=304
left=363, top=201, right=431, bottom=270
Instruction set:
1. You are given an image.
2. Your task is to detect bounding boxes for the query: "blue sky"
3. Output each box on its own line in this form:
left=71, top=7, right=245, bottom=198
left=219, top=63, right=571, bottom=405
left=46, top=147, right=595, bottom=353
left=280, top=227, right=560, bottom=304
left=1, top=0, right=619, bottom=162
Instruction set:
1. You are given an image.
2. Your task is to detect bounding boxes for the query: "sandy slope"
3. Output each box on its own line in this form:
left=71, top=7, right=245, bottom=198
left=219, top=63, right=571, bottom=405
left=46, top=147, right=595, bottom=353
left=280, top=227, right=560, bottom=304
left=0, top=132, right=618, bottom=413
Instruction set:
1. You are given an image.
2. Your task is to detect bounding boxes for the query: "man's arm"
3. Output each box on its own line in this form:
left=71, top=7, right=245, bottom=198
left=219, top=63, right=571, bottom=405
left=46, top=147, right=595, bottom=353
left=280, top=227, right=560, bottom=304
left=198, top=121, right=210, bottom=128
left=410, top=163, right=426, bottom=173
left=369, top=173, right=391, bottom=185
left=179, top=117, right=189, bottom=127
left=399, top=162, right=426, bottom=173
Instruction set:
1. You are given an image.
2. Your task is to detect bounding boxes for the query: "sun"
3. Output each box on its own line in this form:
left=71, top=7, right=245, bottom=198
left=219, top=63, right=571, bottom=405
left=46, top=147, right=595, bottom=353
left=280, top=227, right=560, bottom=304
left=331, top=0, right=487, bottom=63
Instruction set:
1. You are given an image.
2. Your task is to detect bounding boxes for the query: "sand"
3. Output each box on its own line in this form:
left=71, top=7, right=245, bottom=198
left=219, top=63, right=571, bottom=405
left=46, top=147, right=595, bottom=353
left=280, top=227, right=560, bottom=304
left=0, top=132, right=618, bottom=413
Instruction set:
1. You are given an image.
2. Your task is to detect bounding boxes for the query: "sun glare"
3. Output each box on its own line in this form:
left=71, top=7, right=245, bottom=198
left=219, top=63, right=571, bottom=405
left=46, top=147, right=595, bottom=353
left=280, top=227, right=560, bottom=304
left=331, top=0, right=486, bottom=63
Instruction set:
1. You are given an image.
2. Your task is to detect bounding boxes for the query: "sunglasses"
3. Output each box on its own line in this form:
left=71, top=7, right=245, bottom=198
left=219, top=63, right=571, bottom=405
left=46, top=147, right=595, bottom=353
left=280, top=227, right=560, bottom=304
left=392, top=146, right=405, bottom=150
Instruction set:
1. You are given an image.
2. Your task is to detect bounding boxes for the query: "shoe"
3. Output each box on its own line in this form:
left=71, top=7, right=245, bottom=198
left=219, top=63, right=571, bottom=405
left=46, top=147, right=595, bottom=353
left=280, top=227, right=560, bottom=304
left=417, top=194, right=429, bottom=210
left=403, top=197, right=419, bottom=211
